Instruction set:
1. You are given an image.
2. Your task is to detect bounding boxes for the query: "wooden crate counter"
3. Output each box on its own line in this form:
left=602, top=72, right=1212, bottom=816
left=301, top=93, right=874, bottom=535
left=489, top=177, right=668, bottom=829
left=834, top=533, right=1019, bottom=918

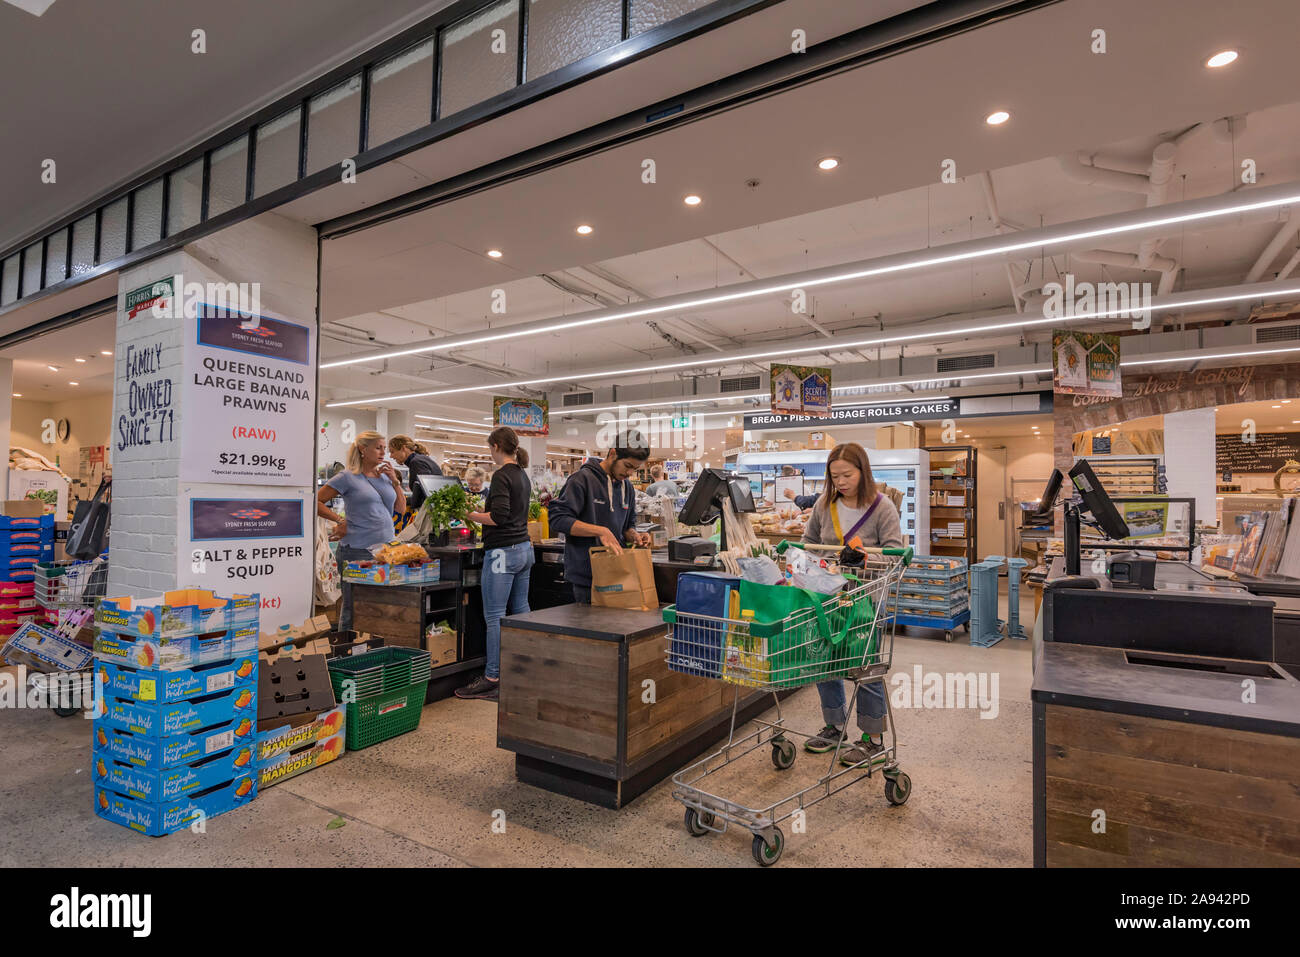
left=1032, top=641, right=1300, bottom=867
left=498, top=603, right=775, bottom=809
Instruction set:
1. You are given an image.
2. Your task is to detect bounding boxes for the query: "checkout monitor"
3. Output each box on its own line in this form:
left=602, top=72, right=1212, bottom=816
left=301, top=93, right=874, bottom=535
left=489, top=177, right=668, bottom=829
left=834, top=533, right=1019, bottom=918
left=1067, top=459, right=1130, bottom=540
left=417, top=474, right=465, bottom=496
left=679, top=468, right=756, bottom=525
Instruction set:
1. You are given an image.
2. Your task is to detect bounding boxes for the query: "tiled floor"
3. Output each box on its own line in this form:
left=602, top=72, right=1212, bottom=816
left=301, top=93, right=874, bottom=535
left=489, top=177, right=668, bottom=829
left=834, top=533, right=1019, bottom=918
left=1, top=591, right=1036, bottom=867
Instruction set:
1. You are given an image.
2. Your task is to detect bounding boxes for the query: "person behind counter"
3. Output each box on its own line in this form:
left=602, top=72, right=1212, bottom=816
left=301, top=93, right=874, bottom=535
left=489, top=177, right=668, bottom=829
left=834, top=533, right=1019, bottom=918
left=455, top=426, right=534, bottom=701
left=388, top=435, right=442, bottom=513
left=463, top=467, right=487, bottom=495
left=316, top=430, right=407, bottom=632
left=547, top=430, right=652, bottom=603
left=645, top=464, right=680, bottom=498
left=800, top=441, right=902, bottom=766
left=783, top=488, right=818, bottom=510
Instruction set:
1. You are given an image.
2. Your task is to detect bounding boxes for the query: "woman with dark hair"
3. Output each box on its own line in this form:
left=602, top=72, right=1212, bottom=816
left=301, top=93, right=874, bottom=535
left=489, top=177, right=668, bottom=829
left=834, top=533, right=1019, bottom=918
left=455, top=427, right=533, bottom=701
left=388, top=434, right=441, bottom=512
left=800, top=442, right=903, bottom=766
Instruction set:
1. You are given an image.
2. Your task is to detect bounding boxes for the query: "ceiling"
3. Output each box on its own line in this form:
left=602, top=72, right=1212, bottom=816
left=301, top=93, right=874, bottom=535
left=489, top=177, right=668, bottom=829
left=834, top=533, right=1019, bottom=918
left=4, top=310, right=116, bottom=398
left=0, top=0, right=454, bottom=251
left=317, top=0, right=1300, bottom=428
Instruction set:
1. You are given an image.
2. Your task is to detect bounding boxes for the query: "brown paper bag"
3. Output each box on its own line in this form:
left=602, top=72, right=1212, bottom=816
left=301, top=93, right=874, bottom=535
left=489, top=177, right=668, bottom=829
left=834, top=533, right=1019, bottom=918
left=589, top=546, right=658, bottom=609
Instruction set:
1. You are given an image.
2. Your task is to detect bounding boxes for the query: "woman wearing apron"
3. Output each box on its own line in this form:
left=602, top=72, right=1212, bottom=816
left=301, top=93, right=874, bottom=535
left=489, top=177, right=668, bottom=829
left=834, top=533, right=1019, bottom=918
left=800, top=442, right=904, bottom=765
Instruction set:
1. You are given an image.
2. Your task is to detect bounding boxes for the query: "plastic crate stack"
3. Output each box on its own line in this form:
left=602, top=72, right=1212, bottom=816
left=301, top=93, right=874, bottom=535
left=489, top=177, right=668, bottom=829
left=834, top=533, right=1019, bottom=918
left=0, top=514, right=53, bottom=636
left=327, top=647, right=430, bottom=750
left=90, top=589, right=261, bottom=836
left=986, top=556, right=1030, bottom=639
left=969, top=559, right=1004, bottom=647
left=887, top=555, right=971, bottom=639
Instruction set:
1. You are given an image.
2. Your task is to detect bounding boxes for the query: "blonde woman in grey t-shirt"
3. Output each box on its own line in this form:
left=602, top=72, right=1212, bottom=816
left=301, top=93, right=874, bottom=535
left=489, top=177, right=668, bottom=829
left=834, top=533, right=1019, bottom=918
left=800, top=442, right=902, bottom=767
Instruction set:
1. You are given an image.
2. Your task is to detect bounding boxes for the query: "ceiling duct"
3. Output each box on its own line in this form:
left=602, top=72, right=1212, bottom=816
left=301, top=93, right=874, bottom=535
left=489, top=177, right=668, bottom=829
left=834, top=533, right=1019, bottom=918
left=935, top=353, right=996, bottom=374
left=561, top=390, right=595, bottom=408
left=1253, top=322, right=1300, bottom=344
left=720, top=374, right=763, bottom=393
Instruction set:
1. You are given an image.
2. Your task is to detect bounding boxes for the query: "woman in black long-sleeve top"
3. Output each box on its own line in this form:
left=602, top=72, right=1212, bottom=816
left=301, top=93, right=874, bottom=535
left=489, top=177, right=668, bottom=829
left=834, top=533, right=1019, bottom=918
left=454, top=427, right=533, bottom=701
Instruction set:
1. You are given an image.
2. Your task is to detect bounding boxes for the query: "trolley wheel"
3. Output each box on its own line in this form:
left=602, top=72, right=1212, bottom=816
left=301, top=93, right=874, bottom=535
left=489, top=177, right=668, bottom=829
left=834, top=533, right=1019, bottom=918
left=884, top=771, right=912, bottom=806
left=771, top=738, right=796, bottom=771
left=53, top=705, right=79, bottom=718
left=751, top=828, right=784, bottom=867
left=962, top=621, right=971, bottom=633
left=684, top=807, right=715, bottom=837
left=944, top=630, right=954, bottom=642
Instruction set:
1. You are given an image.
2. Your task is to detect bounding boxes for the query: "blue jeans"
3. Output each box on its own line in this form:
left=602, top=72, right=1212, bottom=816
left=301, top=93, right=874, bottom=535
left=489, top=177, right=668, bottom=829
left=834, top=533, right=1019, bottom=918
left=482, top=541, right=535, bottom=680
left=571, top=583, right=591, bottom=604
left=817, top=679, right=887, bottom=736
left=335, top=545, right=374, bottom=633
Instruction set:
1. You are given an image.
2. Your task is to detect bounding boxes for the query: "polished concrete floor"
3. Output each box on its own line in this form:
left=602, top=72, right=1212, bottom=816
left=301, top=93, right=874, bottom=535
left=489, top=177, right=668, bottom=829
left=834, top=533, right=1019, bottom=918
left=1, top=592, right=1035, bottom=867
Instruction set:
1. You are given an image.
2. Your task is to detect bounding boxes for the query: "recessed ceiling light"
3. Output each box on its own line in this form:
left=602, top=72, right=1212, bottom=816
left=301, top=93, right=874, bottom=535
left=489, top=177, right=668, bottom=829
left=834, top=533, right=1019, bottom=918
left=985, top=110, right=1011, bottom=126
left=683, top=195, right=702, bottom=206
left=101, top=350, right=113, bottom=356
left=11, top=393, right=20, bottom=398
left=1273, top=405, right=1282, bottom=408
left=817, top=157, right=840, bottom=171
left=74, top=357, right=86, bottom=363
left=486, top=249, right=503, bottom=259
left=576, top=224, right=593, bottom=236
left=68, top=381, right=78, bottom=386
left=1283, top=400, right=1292, bottom=404
left=46, top=365, right=58, bottom=372
left=1206, top=50, right=1238, bottom=68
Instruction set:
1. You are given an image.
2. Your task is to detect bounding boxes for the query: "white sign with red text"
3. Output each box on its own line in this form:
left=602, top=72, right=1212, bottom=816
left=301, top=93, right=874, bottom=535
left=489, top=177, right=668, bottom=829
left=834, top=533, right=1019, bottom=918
left=180, top=303, right=315, bottom=487
left=178, top=488, right=313, bottom=632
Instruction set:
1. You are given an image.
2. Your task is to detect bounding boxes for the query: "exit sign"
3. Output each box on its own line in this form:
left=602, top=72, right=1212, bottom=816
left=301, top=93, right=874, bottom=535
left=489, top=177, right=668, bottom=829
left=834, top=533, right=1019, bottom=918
left=671, top=415, right=691, bottom=429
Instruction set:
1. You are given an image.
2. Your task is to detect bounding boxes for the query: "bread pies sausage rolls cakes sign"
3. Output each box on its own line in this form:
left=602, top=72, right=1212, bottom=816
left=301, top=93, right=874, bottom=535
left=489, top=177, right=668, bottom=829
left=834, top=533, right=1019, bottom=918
left=494, top=397, right=549, bottom=436
left=181, top=304, right=316, bottom=486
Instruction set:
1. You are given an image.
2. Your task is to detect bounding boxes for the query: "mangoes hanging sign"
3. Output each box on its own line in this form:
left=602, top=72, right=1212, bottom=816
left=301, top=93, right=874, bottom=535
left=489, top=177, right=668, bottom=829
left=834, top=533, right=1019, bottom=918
left=494, top=397, right=548, bottom=436
left=770, top=363, right=832, bottom=417
left=1053, top=330, right=1121, bottom=397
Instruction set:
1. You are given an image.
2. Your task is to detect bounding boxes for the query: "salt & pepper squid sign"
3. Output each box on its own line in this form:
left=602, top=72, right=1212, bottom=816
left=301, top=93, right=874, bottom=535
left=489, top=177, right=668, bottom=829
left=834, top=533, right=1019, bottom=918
left=494, top=397, right=549, bottom=436
left=770, top=363, right=832, bottom=417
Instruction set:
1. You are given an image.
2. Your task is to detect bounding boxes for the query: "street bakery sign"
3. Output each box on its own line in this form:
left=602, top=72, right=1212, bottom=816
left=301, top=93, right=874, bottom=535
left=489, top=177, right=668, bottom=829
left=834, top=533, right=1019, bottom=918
left=1068, top=365, right=1257, bottom=407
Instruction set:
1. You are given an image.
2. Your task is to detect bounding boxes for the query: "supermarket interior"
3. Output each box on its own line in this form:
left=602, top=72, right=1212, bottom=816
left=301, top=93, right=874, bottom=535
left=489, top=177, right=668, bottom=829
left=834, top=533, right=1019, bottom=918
left=1, top=0, right=1298, bottom=877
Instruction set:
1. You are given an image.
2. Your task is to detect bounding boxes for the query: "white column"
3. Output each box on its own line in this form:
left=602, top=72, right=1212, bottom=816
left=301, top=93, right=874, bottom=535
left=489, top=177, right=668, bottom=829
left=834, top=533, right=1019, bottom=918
left=0, top=359, right=11, bottom=504
left=109, top=211, right=318, bottom=630
left=1163, top=407, right=1217, bottom=538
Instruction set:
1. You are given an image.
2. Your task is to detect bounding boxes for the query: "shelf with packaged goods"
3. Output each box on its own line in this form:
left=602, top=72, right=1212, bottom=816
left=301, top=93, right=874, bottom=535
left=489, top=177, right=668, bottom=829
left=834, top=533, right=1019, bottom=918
left=924, top=445, right=977, bottom=565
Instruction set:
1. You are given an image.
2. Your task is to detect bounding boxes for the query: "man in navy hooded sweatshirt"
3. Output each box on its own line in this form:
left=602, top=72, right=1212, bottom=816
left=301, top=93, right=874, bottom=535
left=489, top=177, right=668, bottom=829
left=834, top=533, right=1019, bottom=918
left=548, top=431, right=652, bottom=603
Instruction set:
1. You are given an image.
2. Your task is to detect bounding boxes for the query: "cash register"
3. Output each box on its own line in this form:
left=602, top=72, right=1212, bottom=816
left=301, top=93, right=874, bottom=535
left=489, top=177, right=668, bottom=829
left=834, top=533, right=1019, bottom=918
left=667, top=468, right=755, bottom=563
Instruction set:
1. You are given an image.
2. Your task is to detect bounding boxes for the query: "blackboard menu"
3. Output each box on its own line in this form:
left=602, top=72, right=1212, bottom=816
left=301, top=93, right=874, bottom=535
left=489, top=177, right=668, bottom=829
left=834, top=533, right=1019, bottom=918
left=1216, top=432, right=1300, bottom=475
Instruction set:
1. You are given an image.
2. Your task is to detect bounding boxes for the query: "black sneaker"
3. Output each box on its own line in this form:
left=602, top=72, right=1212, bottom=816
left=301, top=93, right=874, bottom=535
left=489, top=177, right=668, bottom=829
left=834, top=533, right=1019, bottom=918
left=804, top=725, right=844, bottom=753
left=454, top=675, right=499, bottom=700
left=840, top=735, right=886, bottom=767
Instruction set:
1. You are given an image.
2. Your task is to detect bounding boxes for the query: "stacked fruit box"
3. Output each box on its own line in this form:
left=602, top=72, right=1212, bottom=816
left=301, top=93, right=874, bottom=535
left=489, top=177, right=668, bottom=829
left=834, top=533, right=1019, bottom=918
left=90, top=589, right=261, bottom=836
left=0, top=514, right=53, bottom=636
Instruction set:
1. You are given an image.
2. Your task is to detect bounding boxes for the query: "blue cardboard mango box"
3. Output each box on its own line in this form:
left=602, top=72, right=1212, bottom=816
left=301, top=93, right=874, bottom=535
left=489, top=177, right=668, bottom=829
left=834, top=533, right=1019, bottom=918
left=94, top=774, right=257, bottom=836
left=93, top=743, right=255, bottom=802
left=100, top=684, right=257, bottom=737
left=93, top=623, right=259, bottom=672
left=94, top=588, right=260, bottom=640
left=93, top=715, right=257, bottom=769
left=95, top=655, right=256, bottom=705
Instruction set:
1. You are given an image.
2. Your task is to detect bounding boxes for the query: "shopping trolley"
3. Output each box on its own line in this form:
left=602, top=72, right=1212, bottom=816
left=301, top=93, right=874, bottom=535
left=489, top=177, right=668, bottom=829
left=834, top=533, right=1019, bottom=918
left=25, top=557, right=108, bottom=717
left=663, top=545, right=911, bottom=866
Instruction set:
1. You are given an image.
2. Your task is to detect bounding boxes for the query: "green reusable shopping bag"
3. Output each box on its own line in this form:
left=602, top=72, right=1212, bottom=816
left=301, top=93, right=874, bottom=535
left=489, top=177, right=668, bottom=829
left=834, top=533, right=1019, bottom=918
left=737, top=579, right=865, bottom=688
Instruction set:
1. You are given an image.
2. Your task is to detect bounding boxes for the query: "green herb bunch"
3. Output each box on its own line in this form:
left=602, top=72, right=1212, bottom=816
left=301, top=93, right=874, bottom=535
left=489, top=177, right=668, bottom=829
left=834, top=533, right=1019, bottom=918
left=425, top=483, right=479, bottom=534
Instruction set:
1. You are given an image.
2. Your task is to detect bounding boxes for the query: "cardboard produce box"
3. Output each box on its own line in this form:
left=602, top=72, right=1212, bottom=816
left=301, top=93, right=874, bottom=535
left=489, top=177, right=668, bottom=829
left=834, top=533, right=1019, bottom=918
left=425, top=624, right=457, bottom=668
left=875, top=424, right=925, bottom=449
left=256, top=703, right=346, bottom=789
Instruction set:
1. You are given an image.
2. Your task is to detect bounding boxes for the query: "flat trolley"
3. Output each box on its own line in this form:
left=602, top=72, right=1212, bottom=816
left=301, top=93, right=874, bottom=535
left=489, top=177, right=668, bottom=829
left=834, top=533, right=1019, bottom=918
left=663, top=546, right=912, bottom=866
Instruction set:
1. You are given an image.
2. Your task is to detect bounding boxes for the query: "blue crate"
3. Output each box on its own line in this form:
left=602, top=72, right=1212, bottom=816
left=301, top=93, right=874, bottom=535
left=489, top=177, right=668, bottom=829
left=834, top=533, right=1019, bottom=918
left=987, top=556, right=1030, bottom=639
left=0, top=514, right=54, bottom=533
left=664, top=572, right=739, bottom=678
left=969, top=559, right=1004, bottom=647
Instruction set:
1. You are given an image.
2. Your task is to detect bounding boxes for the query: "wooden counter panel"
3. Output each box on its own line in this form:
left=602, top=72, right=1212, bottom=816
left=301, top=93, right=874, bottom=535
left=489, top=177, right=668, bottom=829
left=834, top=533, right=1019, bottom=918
left=499, top=627, right=620, bottom=762
left=1043, top=705, right=1300, bottom=866
left=625, top=629, right=729, bottom=763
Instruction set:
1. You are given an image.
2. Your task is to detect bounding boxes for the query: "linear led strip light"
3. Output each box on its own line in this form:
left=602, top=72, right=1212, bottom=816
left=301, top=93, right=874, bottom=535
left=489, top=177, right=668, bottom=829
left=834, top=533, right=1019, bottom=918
left=325, top=279, right=1300, bottom=408
left=321, top=181, right=1300, bottom=371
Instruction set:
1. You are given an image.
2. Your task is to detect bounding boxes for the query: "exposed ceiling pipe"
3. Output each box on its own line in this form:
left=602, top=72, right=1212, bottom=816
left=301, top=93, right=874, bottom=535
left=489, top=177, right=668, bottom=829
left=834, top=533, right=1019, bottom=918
left=1277, top=247, right=1300, bottom=282
left=1137, top=142, right=1179, bottom=268
left=980, top=170, right=1028, bottom=313
left=1073, top=248, right=1177, bottom=272
left=1057, top=152, right=1153, bottom=194
left=1238, top=213, right=1298, bottom=319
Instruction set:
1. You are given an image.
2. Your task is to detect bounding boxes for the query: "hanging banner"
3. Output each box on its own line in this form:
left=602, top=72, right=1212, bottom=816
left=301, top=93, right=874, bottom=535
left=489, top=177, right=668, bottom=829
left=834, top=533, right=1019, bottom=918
left=180, top=304, right=316, bottom=486
left=181, top=491, right=312, bottom=632
left=770, top=363, right=832, bottom=417
left=1053, top=330, right=1121, bottom=397
left=494, top=396, right=549, bottom=436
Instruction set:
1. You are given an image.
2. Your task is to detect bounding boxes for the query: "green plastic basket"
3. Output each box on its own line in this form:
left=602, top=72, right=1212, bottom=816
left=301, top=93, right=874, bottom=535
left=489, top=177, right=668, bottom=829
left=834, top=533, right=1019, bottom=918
left=328, top=646, right=431, bottom=701
left=345, top=680, right=429, bottom=750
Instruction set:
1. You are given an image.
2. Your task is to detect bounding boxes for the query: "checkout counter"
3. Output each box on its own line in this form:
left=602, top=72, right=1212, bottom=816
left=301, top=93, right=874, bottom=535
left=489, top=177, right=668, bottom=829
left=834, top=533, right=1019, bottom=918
left=1031, top=461, right=1300, bottom=867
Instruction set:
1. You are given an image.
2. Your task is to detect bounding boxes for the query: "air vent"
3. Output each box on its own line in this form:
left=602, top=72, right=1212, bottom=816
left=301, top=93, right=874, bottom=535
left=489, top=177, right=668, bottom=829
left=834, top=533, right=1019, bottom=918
left=1254, top=323, right=1300, bottom=344
left=720, top=374, right=761, bottom=393
left=936, top=353, right=996, bottom=373
left=561, top=390, right=594, bottom=407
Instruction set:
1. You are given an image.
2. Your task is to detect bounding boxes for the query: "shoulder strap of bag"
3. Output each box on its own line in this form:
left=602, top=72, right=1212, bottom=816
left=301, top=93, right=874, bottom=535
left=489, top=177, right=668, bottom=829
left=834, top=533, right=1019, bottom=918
left=830, top=493, right=881, bottom=545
